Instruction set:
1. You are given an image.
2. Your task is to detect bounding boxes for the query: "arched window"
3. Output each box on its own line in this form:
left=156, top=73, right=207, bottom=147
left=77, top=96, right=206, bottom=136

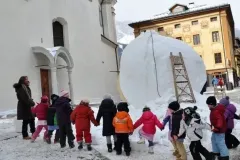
left=52, top=21, right=64, bottom=47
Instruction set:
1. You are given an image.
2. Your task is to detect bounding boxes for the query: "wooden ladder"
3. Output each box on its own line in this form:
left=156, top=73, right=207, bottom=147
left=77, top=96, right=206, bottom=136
left=170, top=52, right=196, bottom=103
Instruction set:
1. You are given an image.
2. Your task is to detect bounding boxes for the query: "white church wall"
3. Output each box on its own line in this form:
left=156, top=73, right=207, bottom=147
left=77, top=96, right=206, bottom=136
left=56, top=58, right=69, bottom=93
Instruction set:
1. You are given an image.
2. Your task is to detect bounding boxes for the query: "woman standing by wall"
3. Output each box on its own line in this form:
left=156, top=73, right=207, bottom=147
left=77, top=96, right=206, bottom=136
left=13, top=76, right=35, bottom=139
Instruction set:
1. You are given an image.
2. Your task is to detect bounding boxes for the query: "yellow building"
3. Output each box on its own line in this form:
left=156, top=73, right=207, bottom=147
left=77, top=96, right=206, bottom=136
left=129, top=3, right=238, bottom=87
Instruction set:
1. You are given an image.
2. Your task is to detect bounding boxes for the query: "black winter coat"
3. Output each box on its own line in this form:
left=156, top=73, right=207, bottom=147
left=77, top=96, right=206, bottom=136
left=47, top=106, right=57, bottom=126
left=13, top=83, right=35, bottom=120
left=96, top=99, right=117, bottom=136
left=54, top=97, right=72, bottom=125
left=171, top=109, right=186, bottom=139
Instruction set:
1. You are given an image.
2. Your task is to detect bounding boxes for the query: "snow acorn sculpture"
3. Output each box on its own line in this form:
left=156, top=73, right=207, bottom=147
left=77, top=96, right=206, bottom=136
left=120, top=30, right=206, bottom=108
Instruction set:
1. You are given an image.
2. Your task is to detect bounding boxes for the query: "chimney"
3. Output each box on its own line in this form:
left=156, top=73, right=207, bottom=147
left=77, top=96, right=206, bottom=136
left=188, top=2, right=195, bottom=8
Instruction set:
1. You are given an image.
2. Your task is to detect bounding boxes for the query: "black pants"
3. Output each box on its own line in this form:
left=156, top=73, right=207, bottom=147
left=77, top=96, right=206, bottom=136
left=22, top=119, right=35, bottom=138
left=59, top=123, right=75, bottom=147
left=48, top=129, right=60, bottom=141
left=225, top=129, right=240, bottom=149
left=189, top=140, right=211, bottom=160
left=148, top=141, right=154, bottom=147
left=116, top=133, right=131, bottom=154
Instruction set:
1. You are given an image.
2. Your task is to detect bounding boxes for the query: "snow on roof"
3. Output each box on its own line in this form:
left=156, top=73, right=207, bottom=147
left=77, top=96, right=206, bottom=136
left=46, top=47, right=61, bottom=56
left=130, top=3, right=229, bottom=25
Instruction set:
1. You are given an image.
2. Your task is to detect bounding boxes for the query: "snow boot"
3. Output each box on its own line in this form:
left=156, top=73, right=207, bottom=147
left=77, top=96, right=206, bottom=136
left=126, top=152, right=130, bottom=156
left=113, top=142, right=117, bottom=150
left=87, top=144, right=92, bottom=151
left=54, top=139, right=59, bottom=144
left=232, top=141, right=240, bottom=149
left=69, top=143, right=75, bottom=149
left=107, top=144, right=113, bottom=153
left=23, top=136, right=31, bottom=140
left=46, top=137, right=51, bottom=144
left=211, top=152, right=220, bottom=160
left=61, top=144, right=66, bottom=148
left=206, top=153, right=216, bottom=160
left=116, top=151, right=122, bottom=155
left=148, top=146, right=154, bottom=154
left=137, top=137, right=145, bottom=144
left=218, top=156, right=229, bottom=160
left=78, top=142, right=83, bottom=150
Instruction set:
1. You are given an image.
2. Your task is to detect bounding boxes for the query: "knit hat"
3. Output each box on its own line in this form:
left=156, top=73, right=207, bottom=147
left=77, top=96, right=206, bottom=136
left=80, top=99, right=90, bottom=106
left=184, top=106, right=200, bottom=119
left=168, top=101, right=180, bottom=111
left=219, top=96, right=230, bottom=107
left=59, top=90, right=69, bottom=98
left=51, top=94, right=59, bottom=104
left=103, top=94, right=112, bottom=100
left=206, top=96, right=217, bottom=106
left=41, top=95, right=48, bottom=103
left=143, top=106, right=150, bottom=112
left=117, top=102, right=129, bottom=112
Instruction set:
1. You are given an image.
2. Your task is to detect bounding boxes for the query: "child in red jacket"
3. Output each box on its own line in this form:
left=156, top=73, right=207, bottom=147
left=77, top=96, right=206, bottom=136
left=134, top=106, right=163, bottom=154
left=31, top=96, right=49, bottom=142
left=71, top=99, right=99, bottom=151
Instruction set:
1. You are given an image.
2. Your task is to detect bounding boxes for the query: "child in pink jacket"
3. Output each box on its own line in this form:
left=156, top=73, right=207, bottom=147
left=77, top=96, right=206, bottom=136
left=134, top=106, right=163, bottom=154
left=31, top=95, right=49, bottom=142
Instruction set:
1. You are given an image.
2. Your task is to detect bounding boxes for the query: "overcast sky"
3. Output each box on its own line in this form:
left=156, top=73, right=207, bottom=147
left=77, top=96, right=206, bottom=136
left=115, top=0, right=240, bottom=28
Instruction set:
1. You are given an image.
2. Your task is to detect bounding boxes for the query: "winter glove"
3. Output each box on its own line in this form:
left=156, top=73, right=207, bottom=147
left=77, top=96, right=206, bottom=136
left=160, top=126, right=164, bottom=131
left=72, top=121, right=75, bottom=125
left=173, top=135, right=178, bottom=141
left=211, top=126, right=219, bottom=132
left=129, top=132, right=133, bottom=135
left=94, top=123, right=99, bottom=127
left=234, top=114, right=240, bottom=120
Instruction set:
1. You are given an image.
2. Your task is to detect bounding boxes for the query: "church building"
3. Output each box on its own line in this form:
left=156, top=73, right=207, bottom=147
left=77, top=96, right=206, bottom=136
left=0, top=0, right=119, bottom=111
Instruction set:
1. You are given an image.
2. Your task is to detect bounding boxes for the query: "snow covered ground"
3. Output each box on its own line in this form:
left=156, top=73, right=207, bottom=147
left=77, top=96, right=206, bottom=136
left=1, top=92, right=240, bottom=159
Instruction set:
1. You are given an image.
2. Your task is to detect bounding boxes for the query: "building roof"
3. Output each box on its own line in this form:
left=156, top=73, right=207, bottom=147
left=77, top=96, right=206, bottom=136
left=129, top=4, right=233, bottom=28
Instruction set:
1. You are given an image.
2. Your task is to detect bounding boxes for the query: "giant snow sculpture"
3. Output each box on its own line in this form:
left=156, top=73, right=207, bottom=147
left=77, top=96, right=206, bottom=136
left=120, top=31, right=206, bottom=108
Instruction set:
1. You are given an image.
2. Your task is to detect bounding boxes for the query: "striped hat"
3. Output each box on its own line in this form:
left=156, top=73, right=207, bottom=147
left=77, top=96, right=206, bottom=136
left=59, top=90, right=69, bottom=98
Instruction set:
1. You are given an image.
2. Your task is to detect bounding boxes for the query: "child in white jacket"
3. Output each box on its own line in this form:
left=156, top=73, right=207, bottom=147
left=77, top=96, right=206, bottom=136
left=178, top=106, right=213, bottom=160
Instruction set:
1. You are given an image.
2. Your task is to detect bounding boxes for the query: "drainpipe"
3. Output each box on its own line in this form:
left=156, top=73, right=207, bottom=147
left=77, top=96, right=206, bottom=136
left=100, top=0, right=105, bottom=36
left=115, top=45, right=119, bottom=74
left=219, top=10, right=229, bottom=85
left=100, top=0, right=119, bottom=73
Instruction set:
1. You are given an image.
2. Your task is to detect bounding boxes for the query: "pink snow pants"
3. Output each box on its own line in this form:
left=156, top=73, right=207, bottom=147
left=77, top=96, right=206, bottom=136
left=32, top=125, right=48, bottom=140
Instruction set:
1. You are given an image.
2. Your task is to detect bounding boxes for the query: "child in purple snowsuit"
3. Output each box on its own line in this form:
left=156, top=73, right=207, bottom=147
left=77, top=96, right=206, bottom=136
left=219, top=96, right=240, bottom=149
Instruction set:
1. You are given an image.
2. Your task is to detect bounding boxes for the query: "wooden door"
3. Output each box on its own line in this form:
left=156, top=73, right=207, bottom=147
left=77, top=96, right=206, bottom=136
left=40, top=69, right=50, bottom=99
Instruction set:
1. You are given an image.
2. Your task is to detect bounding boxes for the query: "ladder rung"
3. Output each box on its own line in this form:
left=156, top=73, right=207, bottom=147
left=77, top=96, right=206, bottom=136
left=176, top=81, right=188, bottom=83
left=179, top=100, right=195, bottom=103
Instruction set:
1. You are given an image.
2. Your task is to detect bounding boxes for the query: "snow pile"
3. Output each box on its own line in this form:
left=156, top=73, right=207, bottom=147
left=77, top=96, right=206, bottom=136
left=120, top=30, right=206, bottom=108
left=0, top=109, right=16, bottom=118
